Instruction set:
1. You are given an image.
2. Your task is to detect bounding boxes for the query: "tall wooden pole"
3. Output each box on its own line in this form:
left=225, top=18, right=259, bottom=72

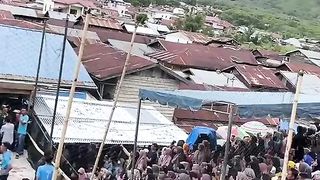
left=90, top=20, right=138, bottom=179
left=131, top=99, right=142, bottom=178
left=221, top=104, right=234, bottom=180
left=52, top=13, right=91, bottom=180
left=281, top=71, right=304, bottom=180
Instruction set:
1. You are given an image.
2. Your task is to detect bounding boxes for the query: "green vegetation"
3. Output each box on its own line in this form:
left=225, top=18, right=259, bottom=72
left=136, top=13, right=148, bottom=24
left=197, top=0, right=320, bottom=39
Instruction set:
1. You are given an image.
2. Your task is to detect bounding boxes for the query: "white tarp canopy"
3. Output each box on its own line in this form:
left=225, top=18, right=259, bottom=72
left=34, top=95, right=187, bottom=145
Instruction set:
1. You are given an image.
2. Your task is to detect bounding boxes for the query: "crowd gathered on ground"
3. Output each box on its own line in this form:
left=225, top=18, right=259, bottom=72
left=2, top=104, right=320, bottom=180
left=76, top=125, right=320, bottom=180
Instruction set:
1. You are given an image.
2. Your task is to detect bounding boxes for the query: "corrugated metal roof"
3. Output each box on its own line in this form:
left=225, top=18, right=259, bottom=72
left=108, top=39, right=157, bottom=59
left=174, top=109, right=279, bottom=132
left=101, top=7, right=119, bottom=18
left=34, top=95, right=187, bottom=145
left=146, top=41, right=257, bottom=70
left=279, top=62, right=320, bottom=75
left=0, top=10, right=14, bottom=19
left=174, top=68, right=248, bottom=89
left=88, top=16, right=122, bottom=30
left=178, top=82, right=249, bottom=92
left=179, top=31, right=213, bottom=44
left=82, top=43, right=156, bottom=80
left=53, top=0, right=96, bottom=8
left=0, top=25, right=95, bottom=87
left=0, top=4, right=38, bottom=18
left=231, top=64, right=287, bottom=89
left=280, top=71, right=320, bottom=95
left=92, top=28, right=152, bottom=44
left=146, top=22, right=170, bottom=33
left=46, top=11, right=77, bottom=22
left=298, top=49, right=320, bottom=60
left=123, top=24, right=160, bottom=37
left=48, top=24, right=100, bottom=40
left=0, top=18, right=43, bottom=30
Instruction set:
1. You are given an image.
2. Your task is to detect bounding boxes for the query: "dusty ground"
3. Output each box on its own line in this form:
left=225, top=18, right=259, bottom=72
left=8, top=151, right=35, bottom=180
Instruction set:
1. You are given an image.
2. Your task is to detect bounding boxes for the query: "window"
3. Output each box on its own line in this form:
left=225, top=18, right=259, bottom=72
left=70, top=9, right=78, bottom=15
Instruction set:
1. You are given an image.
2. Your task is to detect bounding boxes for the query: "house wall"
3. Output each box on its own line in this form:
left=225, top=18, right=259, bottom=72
left=69, top=5, right=84, bottom=17
left=102, top=67, right=179, bottom=120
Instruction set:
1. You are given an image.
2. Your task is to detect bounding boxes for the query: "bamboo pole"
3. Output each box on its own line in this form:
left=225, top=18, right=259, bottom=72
left=221, top=104, right=234, bottom=180
left=281, top=70, right=304, bottom=180
left=90, top=20, right=138, bottom=179
left=52, top=13, right=91, bottom=180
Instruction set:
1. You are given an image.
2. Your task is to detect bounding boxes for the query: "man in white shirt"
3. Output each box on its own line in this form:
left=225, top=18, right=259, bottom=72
left=0, top=118, right=14, bottom=149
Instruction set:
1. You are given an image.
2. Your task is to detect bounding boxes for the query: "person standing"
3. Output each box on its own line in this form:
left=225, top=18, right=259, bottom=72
left=0, top=118, right=14, bottom=150
left=36, top=151, right=54, bottom=180
left=16, top=108, right=29, bottom=158
left=0, top=142, right=13, bottom=180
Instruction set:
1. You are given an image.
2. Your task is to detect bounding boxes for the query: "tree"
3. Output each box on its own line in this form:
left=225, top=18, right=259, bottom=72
left=136, top=13, right=148, bottom=25
left=184, top=14, right=204, bottom=32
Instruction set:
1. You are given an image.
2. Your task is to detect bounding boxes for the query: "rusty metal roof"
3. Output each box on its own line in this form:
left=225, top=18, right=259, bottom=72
left=0, top=18, right=43, bottom=30
left=91, top=27, right=152, bottom=44
left=101, top=8, right=119, bottom=18
left=0, top=10, right=14, bottom=19
left=53, top=0, right=96, bottom=8
left=278, top=62, right=320, bottom=75
left=82, top=43, right=156, bottom=80
left=230, top=64, right=287, bottom=89
left=146, top=41, right=257, bottom=70
left=174, top=109, right=279, bottom=132
left=179, top=30, right=213, bottom=44
left=88, top=16, right=122, bottom=30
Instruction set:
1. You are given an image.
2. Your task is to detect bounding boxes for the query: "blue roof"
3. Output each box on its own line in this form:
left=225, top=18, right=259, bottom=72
left=0, top=25, right=95, bottom=87
left=139, top=89, right=320, bottom=118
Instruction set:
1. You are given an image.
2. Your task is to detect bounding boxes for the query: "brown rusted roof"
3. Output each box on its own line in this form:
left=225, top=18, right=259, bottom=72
left=0, top=18, right=43, bottom=30
left=252, top=49, right=284, bottom=61
left=174, top=109, right=279, bottom=132
left=0, top=10, right=14, bottom=19
left=92, top=28, right=152, bottom=44
left=81, top=43, right=156, bottom=80
left=53, top=0, right=96, bottom=8
left=179, top=30, right=213, bottom=44
left=226, top=64, right=287, bottom=90
left=101, top=7, right=119, bottom=18
left=277, top=62, right=320, bottom=75
left=146, top=41, right=257, bottom=70
left=88, top=16, right=122, bottom=30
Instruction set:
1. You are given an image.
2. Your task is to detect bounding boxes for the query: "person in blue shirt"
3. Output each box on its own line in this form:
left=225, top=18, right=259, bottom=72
left=36, top=150, right=54, bottom=180
left=0, top=142, right=13, bottom=180
left=16, top=108, right=29, bottom=159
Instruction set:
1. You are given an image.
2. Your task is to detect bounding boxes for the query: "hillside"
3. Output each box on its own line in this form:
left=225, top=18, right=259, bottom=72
left=201, top=0, right=320, bottom=39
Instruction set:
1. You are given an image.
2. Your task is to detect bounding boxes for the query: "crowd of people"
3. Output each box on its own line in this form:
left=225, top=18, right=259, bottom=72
left=75, top=125, right=320, bottom=180
left=0, top=104, right=30, bottom=180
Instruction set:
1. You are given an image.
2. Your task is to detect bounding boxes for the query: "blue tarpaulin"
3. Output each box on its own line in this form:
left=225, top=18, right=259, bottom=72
left=186, top=126, right=217, bottom=150
left=139, top=89, right=320, bottom=118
